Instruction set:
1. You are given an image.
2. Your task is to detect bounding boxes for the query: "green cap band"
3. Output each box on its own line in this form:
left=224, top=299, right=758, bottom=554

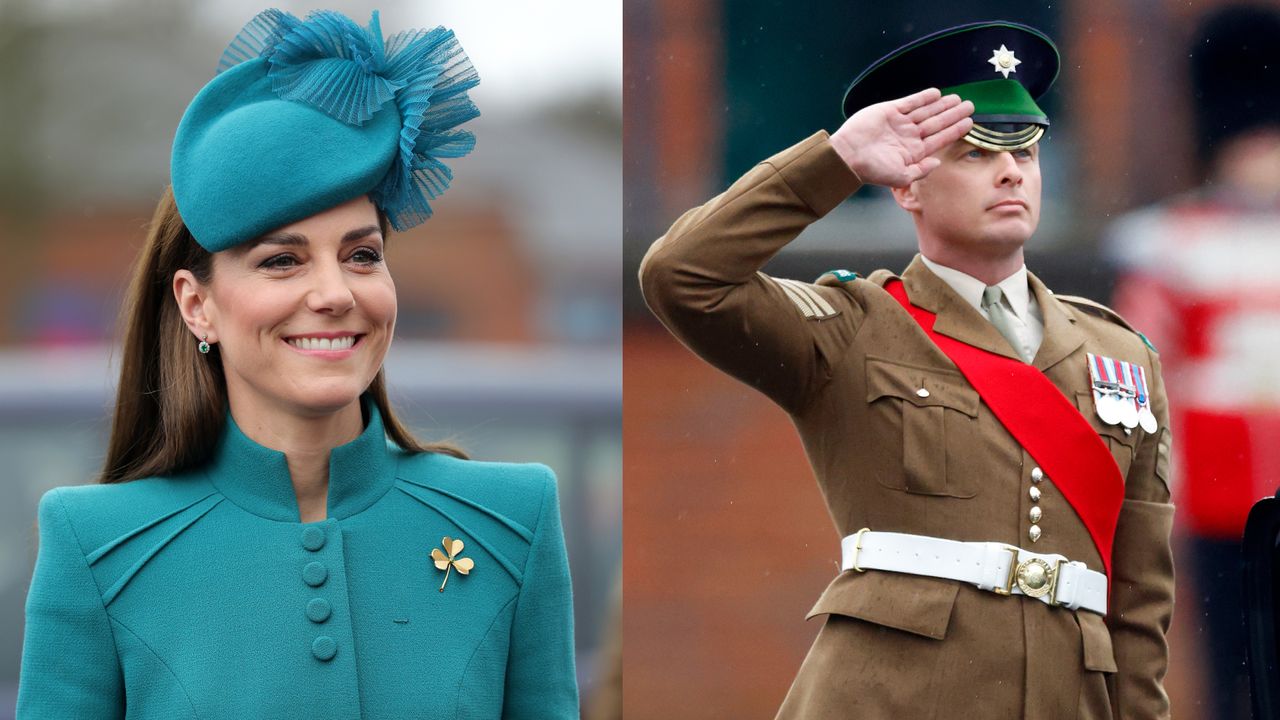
left=940, top=79, right=1047, bottom=125
left=939, top=79, right=1047, bottom=151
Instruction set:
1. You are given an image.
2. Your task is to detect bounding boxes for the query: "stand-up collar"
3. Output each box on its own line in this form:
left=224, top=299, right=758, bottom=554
left=204, top=395, right=398, bottom=522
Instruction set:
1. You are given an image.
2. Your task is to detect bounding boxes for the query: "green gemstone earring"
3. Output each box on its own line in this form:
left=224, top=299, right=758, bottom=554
left=198, top=334, right=211, bottom=354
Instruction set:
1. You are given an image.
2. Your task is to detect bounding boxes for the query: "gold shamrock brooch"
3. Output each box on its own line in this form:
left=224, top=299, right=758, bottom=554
left=431, top=536, right=474, bottom=592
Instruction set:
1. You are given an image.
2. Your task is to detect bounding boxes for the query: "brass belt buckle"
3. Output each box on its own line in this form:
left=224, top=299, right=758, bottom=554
left=1014, top=557, right=1058, bottom=599
left=996, top=546, right=1060, bottom=599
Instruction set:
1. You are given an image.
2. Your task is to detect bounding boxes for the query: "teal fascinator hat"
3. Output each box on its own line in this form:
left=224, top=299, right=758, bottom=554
left=171, top=9, right=479, bottom=252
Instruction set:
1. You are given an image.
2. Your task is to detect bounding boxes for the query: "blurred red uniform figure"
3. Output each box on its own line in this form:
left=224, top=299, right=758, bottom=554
left=1110, top=181, right=1280, bottom=537
left=1105, top=6, right=1280, bottom=719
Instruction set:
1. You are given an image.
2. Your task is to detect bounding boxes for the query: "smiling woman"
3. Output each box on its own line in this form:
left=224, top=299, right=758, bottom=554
left=173, top=197, right=401, bottom=468
left=16, top=8, right=578, bottom=719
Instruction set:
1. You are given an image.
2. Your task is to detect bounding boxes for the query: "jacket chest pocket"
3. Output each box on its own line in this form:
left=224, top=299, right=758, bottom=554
left=1074, top=392, right=1137, bottom=480
left=866, top=357, right=981, bottom=498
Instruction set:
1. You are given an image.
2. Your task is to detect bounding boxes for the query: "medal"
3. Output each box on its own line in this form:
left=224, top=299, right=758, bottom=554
left=1098, top=389, right=1124, bottom=425
left=1138, top=405, right=1158, bottom=433
left=1117, top=361, right=1140, bottom=429
left=1136, top=365, right=1159, bottom=433
left=1088, top=354, right=1123, bottom=425
left=1118, top=399, right=1139, bottom=429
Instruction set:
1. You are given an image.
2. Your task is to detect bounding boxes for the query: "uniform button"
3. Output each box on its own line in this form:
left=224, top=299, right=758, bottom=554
left=1029, top=506, right=1043, bottom=523
left=1030, top=467, right=1044, bottom=483
left=1029, top=486, right=1042, bottom=502
left=302, top=561, right=328, bottom=587
left=306, top=598, right=331, bottom=623
left=312, top=636, right=337, bottom=661
left=916, top=388, right=930, bottom=398
left=1029, top=525, right=1042, bottom=542
left=301, top=526, right=326, bottom=551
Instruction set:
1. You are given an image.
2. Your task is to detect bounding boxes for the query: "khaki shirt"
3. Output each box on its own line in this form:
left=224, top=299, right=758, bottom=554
left=639, top=131, right=1175, bottom=719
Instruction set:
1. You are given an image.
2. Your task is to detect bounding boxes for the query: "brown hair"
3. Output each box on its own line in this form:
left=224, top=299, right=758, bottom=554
left=99, top=187, right=464, bottom=484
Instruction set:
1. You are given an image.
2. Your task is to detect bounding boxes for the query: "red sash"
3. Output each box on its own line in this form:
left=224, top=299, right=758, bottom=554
left=884, top=279, right=1124, bottom=578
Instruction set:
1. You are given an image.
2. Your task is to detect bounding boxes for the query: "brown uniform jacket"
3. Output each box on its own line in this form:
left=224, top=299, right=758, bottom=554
left=639, top=132, right=1175, bottom=719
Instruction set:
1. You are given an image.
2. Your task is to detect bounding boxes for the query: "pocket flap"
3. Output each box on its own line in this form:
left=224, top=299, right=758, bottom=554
left=1074, top=391, right=1139, bottom=445
left=1077, top=610, right=1118, bottom=672
left=866, top=357, right=979, bottom=417
left=806, top=569, right=961, bottom=640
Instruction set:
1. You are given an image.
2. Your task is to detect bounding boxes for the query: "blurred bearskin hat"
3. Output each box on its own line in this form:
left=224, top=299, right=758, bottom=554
left=1190, top=4, right=1280, bottom=163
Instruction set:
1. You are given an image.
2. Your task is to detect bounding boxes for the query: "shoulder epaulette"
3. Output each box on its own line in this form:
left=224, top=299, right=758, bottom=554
left=818, top=268, right=899, bottom=289
left=758, top=272, right=839, bottom=319
left=1056, top=295, right=1157, bottom=352
left=866, top=268, right=899, bottom=287
left=821, top=268, right=860, bottom=283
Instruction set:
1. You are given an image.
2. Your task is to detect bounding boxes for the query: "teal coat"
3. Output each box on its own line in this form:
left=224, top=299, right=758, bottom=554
left=17, top=398, right=578, bottom=718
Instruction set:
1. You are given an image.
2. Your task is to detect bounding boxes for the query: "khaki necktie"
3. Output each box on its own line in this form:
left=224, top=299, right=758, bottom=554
left=981, top=285, right=1031, bottom=362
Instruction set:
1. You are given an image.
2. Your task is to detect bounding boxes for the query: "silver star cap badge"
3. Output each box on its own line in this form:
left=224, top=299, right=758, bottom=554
left=988, top=44, right=1022, bottom=79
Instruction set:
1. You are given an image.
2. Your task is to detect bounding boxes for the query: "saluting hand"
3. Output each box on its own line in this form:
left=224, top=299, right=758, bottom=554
left=829, top=88, right=974, bottom=188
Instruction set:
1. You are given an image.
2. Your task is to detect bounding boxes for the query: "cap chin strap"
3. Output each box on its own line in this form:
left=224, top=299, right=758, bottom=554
left=963, top=123, right=1045, bottom=151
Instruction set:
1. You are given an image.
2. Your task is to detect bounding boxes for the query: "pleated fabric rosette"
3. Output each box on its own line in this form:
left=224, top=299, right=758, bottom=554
left=171, top=9, right=480, bottom=252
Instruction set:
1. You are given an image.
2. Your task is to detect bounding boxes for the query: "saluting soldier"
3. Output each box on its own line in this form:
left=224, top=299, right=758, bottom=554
left=640, top=21, right=1174, bottom=719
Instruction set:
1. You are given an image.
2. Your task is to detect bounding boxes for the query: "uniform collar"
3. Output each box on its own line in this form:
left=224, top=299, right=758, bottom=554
left=900, top=254, right=1085, bottom=371
left=204, top=394, right=399, bottom=522
left=919, top=253, right=1031, bottom=321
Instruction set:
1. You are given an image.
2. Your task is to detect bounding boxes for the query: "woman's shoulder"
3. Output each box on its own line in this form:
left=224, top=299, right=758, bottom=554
left=393, top=450, right=561, bottom=542
left=38, top=472, right=219, bottom=551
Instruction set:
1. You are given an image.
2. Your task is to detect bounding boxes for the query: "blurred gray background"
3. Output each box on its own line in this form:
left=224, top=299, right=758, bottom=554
left=0, top=0, right=621, bottom=715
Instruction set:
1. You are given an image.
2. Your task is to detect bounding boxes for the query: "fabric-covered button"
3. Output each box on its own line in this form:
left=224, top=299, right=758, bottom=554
left=312, top=635, right=337, bottom=661
left=307, top=598, right=332, bottom=623
left=302, top=561, right=328, bottom=587
left=301, top=526, right=326, bottom=551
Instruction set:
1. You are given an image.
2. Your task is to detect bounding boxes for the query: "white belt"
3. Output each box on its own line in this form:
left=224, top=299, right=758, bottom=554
left=840, top=529, right=1108, bottom=615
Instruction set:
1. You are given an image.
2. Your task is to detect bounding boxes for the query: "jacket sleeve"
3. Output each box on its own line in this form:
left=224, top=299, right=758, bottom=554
left=17, top=489, right=125, bottom=719
left=502, top=466, right=579, bottom=719
left=638, top=131, right=866, bottom=414
left=1106, top=347, right=1175, bottom=718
